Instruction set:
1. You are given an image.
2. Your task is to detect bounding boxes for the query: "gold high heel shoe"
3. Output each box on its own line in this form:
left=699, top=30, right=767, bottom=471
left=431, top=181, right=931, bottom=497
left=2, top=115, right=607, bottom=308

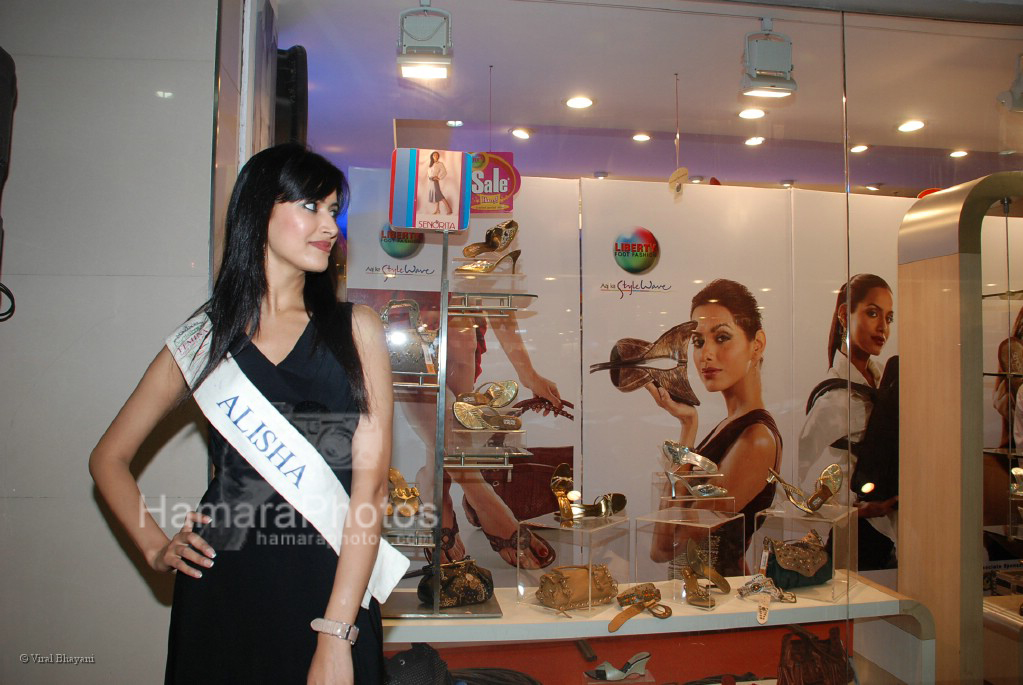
left=462, top=219, right=518, bottom=258
left=767, top=464, right=842, bottom=514
left=386, top=468, right=420, bottom=517
left=549, top=463, right=626, bottom=521
left=569, top=492, right=627, bottom=519
left=455, top=380, right=519, bottom=408
left=455, top=249, right=521, bottom=275
left=452, top=402, right=522, bottom=430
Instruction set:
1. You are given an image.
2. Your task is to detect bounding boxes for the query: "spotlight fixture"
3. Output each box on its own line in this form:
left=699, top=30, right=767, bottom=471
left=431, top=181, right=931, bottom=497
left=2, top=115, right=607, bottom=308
left=511, top=127, right=531, bottom=140
left=898, top=120, right=925, bottom=132
left=691, top=176, right=704, bottom=184
left=780, top=179, right=794, bottom=188
left=850, top=145, right=868, bottom=153
left=566, top=96, right=593, bottom=109
left=950, top=150, right=968, bottom=158
left=593, top=171, right=609, bottom=179
left=745, top=136, right=765, bottom=146
left=446, top=120, right=463, bottom=127
left=739, top=108, right=765, bottom=119
left=997, top=53, right=1023, bottom=112
left=741, top=18, right=797, bottom=98
left=633, top=133, right=651, bottom=142
left=398, top=1, right=452, bottom=79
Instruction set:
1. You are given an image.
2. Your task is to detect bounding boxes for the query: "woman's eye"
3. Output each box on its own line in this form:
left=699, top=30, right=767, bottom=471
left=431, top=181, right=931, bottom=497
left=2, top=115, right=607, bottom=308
left=693, top=338, right=704, bottom=348
left=715, top=334, right=730, bottom=344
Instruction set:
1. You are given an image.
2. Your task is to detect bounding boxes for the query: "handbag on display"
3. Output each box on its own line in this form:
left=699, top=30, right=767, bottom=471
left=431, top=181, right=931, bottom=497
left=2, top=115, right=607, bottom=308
left=763, top=530, right=833, bottom=590
left=535, top=564, right=617, bottom=613
left=412, top=557, right=494, bottom=609
left=777, top=624, right=851, bottom=685
left=379, top=299, right=438, bottom=374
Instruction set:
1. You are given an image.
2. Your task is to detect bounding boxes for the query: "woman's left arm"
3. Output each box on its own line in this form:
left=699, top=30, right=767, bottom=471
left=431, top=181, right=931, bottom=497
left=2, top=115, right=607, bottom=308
left=716, top=423, right=778, bottom=513
left=308, top=305, right=393, bottom=685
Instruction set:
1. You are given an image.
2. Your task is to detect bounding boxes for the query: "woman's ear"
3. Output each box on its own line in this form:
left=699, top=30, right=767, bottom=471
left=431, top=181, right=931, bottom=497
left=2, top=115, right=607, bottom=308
left=753, top=330, right=766, bottom=359
left=837, top=303, right=848, bottom=329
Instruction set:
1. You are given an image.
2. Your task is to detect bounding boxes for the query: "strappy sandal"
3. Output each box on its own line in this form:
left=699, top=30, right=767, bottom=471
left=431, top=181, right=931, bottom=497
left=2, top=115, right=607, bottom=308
left=460, top=497, right=556, bottom=568
left=452, top=401, right=522, bottom=430
left=665, top=471, right=728, bottom=498
left=767, top=464, right=842, bottom=514
left=455, top=249, right=521, bottom=275
left=662, top=441, right=717, bottom=472
left=686, top=538, right=730, bottom=593
left=679, top=563, right=715, bottom=610
left=386, top=467, right=421, bottom=517
left=455, top=380, right=519, bottom=408
left=510, top=396, right=575, bottom=420
left=462, top=219, right=518, bottom=258
left=424, top=519, right=460, bottom=563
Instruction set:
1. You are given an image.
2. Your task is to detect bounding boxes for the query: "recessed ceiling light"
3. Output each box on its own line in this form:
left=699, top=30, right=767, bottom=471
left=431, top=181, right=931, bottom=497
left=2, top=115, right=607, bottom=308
left=739, top=108, right=765, bottom=119
left=155, top=91, right=174, bottom=98
left=566, top=96, right=593, bottom=109
left=850, top=145, right=869, bottom=153
left=780, top=180, right=794, bottom=188
left=446, top=120, right=464, bottom=127
left=745, top=136, right=765, bottom=146
left=632, top=133, right=651, bottom=142
left=949, top=150, right=968, bottom=158
left=865, top=183, right=883, bottom=191
left=1000, top=149, right=1017, bottom=156
left=691, top=176, right=704, bottom=184
left=593, top=171, right=608, bottom=179
left=511, top=127, right=530, bottom=140
left=898, top=120, right=925, bottom=132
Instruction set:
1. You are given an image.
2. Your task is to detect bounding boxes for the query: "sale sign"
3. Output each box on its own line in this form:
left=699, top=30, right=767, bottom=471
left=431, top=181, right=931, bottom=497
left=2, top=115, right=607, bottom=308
left=469, top=151, right=520, bottom=215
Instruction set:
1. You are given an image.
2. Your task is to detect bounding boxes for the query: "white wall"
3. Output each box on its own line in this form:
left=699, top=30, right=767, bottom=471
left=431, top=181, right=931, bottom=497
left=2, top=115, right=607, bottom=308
left=0, top=1, right=219, bottom=681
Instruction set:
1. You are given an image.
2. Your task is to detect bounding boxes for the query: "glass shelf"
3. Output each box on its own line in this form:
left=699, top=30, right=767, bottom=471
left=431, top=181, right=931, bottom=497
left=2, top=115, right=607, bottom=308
left=442, top=447, right=533, bottom=470
left=983, top=371, right=1023, bottom=379
left=984, top=448, right=1023, bottom=457
left=982, top=289, right=1023, bottom=300
left=383, top=525, right=435, bottom=548
left=391, top=371, right=439, bottom=389
left=448, top=292, right=538, bottom=316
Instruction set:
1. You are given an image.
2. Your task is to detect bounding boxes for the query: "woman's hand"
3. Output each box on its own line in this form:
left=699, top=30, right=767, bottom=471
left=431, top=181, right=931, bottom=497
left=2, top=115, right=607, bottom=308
left=646, top=383, right=697, bottom=424
left=307, top=635, right=354, bottom=685
left=521, top=370, right=561, bottom=409
left=856, top=496, right=898, bottom=519
left=150, top=511, right=215, bottom=578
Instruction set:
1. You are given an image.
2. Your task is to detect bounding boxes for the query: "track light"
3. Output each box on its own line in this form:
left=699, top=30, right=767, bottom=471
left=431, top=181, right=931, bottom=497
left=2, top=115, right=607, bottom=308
left=741, top=18, right=797, bottom=98
left=398, top=1, right=452, bottom=79
left=997, top=53, right=1023, bottom=112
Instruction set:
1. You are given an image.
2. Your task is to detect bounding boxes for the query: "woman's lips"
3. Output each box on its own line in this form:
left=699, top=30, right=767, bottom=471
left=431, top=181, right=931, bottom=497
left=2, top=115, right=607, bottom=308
left=310, top=241, right=333, bottom=253
left=872, top=336, right=886, bottom=347
left=701, top=367, right=721, bottom=379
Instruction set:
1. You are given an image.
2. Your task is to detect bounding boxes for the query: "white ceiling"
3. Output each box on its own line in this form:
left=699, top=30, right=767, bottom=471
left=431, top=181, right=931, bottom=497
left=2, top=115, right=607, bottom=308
left=278, top=0, right=1023, bottom=192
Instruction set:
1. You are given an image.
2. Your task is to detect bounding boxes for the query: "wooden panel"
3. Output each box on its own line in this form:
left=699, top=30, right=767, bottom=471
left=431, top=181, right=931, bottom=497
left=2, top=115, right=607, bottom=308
left=898, top=253, right=984, bottom=684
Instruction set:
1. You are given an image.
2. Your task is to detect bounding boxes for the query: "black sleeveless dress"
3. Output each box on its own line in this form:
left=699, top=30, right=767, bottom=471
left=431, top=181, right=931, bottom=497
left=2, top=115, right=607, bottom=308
left=696, top=409, right=782, bottom=560
left=165, top=318, right=384, bottom=684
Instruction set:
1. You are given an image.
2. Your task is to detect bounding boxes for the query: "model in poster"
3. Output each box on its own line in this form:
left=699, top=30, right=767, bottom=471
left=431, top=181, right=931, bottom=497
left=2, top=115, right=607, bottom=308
left=993, top=307, right=1023, bottom=450
left=649, top=279, right=781, bottom=562
left=427, top=151, right=452, bottom=215
left=799, top=273, right=897, bottom=570
left=89, top=144, right=393, bottom=684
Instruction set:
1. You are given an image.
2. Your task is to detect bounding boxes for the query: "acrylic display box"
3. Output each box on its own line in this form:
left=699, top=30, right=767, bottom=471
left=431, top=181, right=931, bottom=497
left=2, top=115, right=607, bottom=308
left=650, top=471, right=736, bottom=514
left=633, top=507, right=744, bottom=605
left=516, top=512, right=631, bottom=614
left=752, top=503, right=857, bottom=603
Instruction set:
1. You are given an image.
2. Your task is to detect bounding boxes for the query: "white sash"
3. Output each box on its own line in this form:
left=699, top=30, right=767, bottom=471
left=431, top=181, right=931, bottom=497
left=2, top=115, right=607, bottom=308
left=166, top=313, right=409, bottom=608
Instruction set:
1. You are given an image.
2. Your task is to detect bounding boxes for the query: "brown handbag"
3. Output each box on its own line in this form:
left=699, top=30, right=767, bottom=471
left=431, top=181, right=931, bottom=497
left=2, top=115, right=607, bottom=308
left=535, top=564, right=617, bottom=613
left=777, top=625, right=851, bottom=685
left=413, top=557, right=494, bottom=609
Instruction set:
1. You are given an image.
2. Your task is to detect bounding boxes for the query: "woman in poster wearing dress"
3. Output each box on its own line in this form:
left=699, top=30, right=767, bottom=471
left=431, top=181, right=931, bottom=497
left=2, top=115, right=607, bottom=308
left=649, top=279, right=781, bottom=562
left=993, top=307, right=1023, bottom=450
left=90, top=144, right=396, bottom=684
left=799, top=273, right=898, bottom=570
left=427, top=151, right=452, bottom=215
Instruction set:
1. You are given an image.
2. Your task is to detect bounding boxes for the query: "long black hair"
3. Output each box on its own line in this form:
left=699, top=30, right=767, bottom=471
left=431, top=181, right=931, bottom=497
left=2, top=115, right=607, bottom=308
left=826, top=273, right=891, bottom=369
left=191, top=143, right=368, bottom=413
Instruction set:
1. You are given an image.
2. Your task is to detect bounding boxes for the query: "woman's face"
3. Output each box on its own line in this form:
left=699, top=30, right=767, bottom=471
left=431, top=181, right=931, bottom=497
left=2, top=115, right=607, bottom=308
left=431, top=152, right=440, bottom=162
left=691, top=303, right=760, bottom=393
left=265, top=191, right=340, bottom=275
left=845, top=286, right=894, bottom=358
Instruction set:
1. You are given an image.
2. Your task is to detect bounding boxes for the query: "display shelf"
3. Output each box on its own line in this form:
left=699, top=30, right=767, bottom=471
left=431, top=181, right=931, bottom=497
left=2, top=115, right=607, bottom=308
left=984, top=447, right=1023, bottom=458
left=382, top=589, right=504, bottom=619
left=983, top=371, right=1023, bottom=378
left=391, top=371, right=440, bottom=390
left=383, top=525, right=435, bottom=548
left=982, top=289, right=1023, bottom=300
left=448, top=291, right=538, bottom=315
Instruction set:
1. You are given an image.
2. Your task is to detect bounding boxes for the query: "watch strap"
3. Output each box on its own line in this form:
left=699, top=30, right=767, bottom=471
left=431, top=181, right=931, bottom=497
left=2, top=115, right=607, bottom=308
left=310, top=618, right=360, bottom=645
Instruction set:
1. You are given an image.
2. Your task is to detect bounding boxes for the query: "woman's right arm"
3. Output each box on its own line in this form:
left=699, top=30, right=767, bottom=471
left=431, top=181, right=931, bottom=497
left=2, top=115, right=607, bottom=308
left=88, top=346, right=215, bottom=577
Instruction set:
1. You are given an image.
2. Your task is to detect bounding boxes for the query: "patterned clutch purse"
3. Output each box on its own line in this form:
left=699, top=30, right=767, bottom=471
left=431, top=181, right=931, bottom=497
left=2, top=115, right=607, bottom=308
left=764, top=529, right=832, bottom=590
left=414, top=557, right=494, bottom=608
left=535, top=564, right=617, bottom=613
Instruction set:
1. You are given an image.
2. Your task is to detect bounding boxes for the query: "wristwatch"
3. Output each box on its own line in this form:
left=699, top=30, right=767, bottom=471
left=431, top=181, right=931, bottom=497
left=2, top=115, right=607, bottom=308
left=310, top=618, right=360, bottom=645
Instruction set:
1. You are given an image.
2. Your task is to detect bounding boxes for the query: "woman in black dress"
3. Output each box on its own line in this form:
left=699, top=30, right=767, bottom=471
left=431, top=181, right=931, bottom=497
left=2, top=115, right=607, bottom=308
left=650, top=279, right=780, bottom=562
left=90, top=144, right=394, bottom=684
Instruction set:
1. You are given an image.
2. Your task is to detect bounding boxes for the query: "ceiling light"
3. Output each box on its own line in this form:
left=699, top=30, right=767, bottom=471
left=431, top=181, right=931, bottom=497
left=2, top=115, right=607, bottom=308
left=155, top=91, right=174, bottom=99
left=865, top=183, right=883, bottom=191
left=739, top=108, right=765, bottom=119
left=691, top=176, right=704, bottom=184
left=780, top=179, right=794, bottom=188
left=566, top=96, right=593, bottom=109
left=593, top=171, right=608, bottom=179
left=949, top=150, right=968, bottom=158
left=850, top=145, right=868, bottom=153
left=398, top=3, right=452, bottom=79
left=741, top=19, right=797, bottom=98
left=1000, top=149, right=1017, bottom=156
left=997, top=53, right=1023, bottom=112
left=632, top=133, right=651, bottom=142
left=898, top=120, right=925, bottom=132
left=446, top=120, right=463, bottom=127
left=511, top=127, right=531, bottom=140
left=745, top=136, right=765, bottom=146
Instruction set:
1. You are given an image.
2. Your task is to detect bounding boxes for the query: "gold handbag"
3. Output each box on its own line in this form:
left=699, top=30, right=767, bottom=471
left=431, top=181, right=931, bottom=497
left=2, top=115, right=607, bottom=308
left=379, top=299, right=437, bottom=374
left=535, top=564, right=617, bottom=613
